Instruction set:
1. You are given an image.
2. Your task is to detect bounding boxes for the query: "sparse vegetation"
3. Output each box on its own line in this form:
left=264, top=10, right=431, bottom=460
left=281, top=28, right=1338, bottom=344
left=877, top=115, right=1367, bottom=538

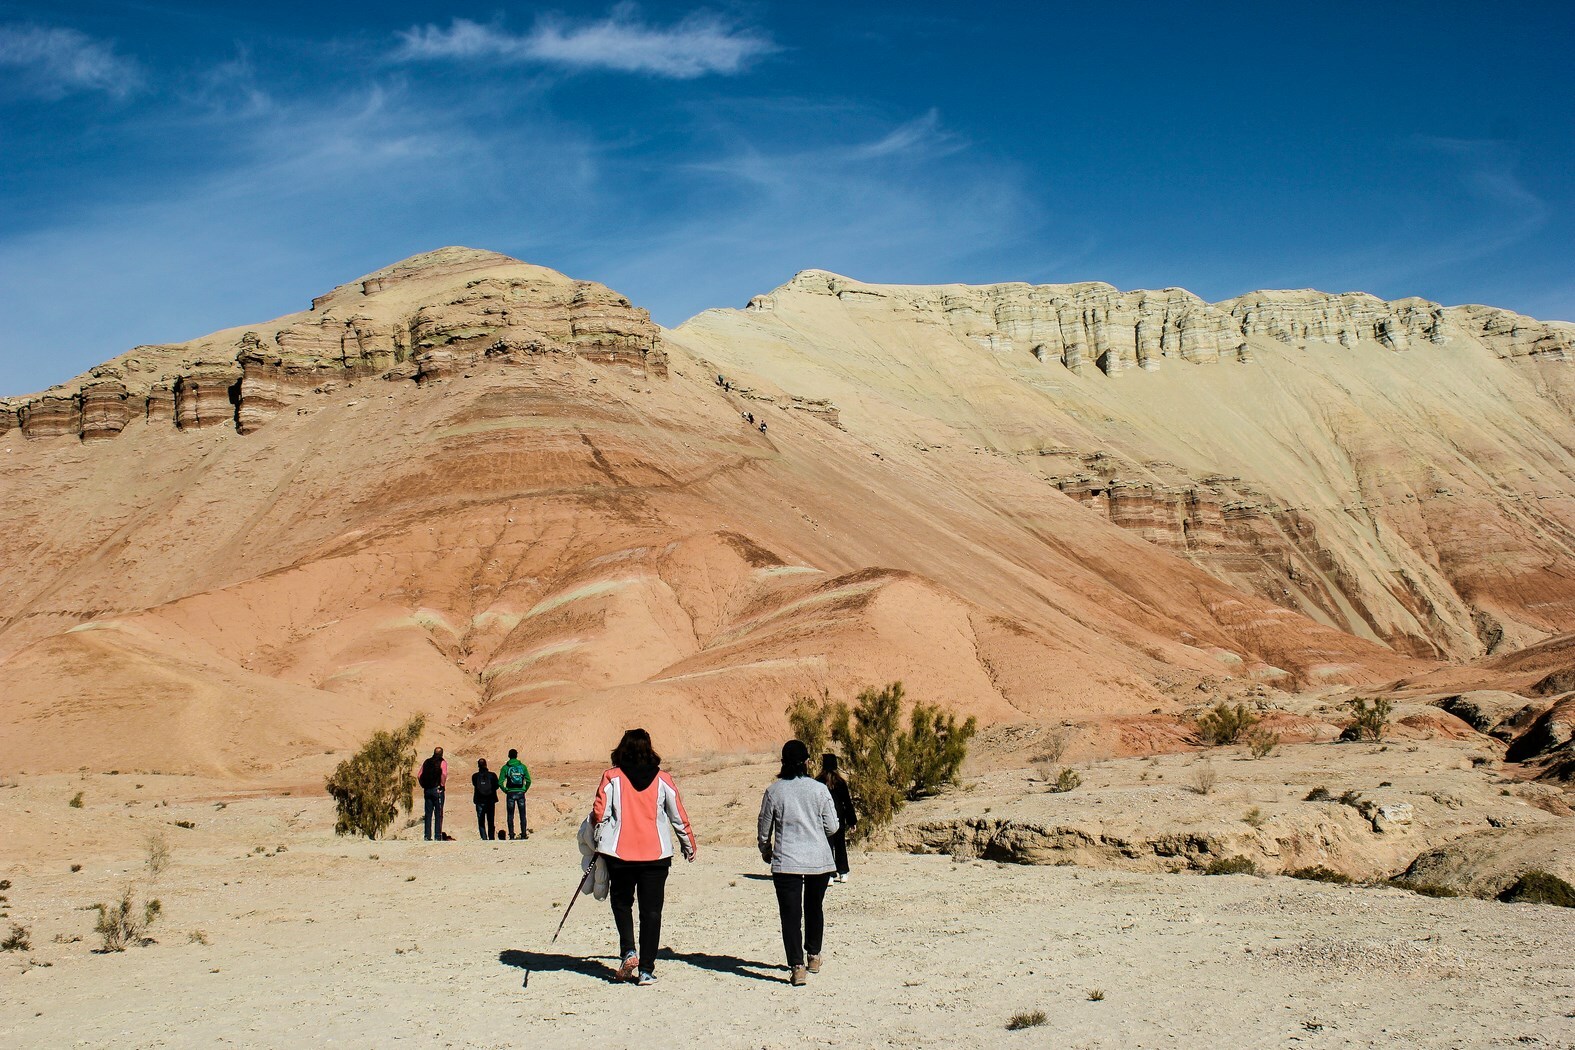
left=1049, top=767, right=1082, bottom=793
left=1304, top=786, right=1334, bottom=802
left=1242, top=806, right=1266, bottom=828
left=1245, top=727, right=1281, bottom=759
left=324, top=714, right=427, bottom=840
left=1196, top=702, right=1258, bottom=746
left=93, top=887, right=162, bottom=951
left=188, top=929, right=211, bottom=945
left=173, top=820, right=196, bottom=830
left=1006, top=1009, right=1048, bottom=1030
left=1497, top=870, right=1575, bottom=907
left=1203, top=856, right=1258, bottom=876
left=68, top=791, right=84, bottom=809
left=1347, top=697, right=1393, bottom=742
left=1, top=924, right=30, bottom=951
left=1391, top=878, right=1459, bottom=899
left=70, top=864, right=82, bottom=873
left=146, top=832, right=170, bottom=879
left=1287, top=866, right=1353, bottom=884
left=787, top=682, right=977, bottom=839
left=1190, top=760, right=1218, bottom=796
left=1338, top=790, right=1362, bottom=807
left=1087, top=988, right=1105, bottom=1002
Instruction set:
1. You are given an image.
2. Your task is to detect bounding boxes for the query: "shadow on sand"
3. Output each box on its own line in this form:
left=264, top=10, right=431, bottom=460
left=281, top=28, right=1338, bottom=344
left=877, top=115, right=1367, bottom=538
left=500, top=948, right=783, bottom=985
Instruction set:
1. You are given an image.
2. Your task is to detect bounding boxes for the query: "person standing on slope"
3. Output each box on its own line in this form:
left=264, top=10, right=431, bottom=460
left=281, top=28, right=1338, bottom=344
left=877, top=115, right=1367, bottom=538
left=759, top=739, right=839, bottom=986
left=817, top=753, right=857, bottom=882
left=472, top=758, right=500, bottom=841
left=500, top=748, right=532, bottom=840
left=590, top=728, right=697, bottom=986
left=419, top=746, right=448, bottom=841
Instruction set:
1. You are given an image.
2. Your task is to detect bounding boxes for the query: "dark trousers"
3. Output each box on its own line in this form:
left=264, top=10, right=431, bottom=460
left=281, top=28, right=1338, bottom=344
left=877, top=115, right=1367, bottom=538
left=828, top=829, right=850, bottom=875
left=773, top=872, right=831, bottom=967
left=475, top=801, right=496, bottom=840
left=505, top=794, right=528, bottom=837
left=423, top=790, right=444, bottom=840
left=608, top=858, right=670, bottom=974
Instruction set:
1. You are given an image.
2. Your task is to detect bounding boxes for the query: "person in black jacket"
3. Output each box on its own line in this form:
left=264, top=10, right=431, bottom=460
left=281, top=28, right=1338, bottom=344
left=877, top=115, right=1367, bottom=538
left=817, top=754, right=857, bottom=882
left=472, top=758, right=500, bottom=840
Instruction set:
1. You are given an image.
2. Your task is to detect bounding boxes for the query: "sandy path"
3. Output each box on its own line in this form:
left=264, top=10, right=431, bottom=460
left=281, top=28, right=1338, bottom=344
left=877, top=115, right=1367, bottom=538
left=3, top=778, right=1573, bottom=1049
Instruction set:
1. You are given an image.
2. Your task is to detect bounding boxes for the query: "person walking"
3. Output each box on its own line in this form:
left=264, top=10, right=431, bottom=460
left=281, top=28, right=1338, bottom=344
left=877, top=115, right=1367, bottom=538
left=500, top=748, right=532, bottom=840
left=817, top=753, right=857, bottom=882
left=472, top=758, right=500, bottom=841
left=590, top=728, right=697, bottom=986
left=758, top=739, right=839, bottom=986
left=419, top=746, right=447, bottom=841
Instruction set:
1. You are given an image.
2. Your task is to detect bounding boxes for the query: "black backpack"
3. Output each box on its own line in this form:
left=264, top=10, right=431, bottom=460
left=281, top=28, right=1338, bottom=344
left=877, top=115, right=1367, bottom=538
left=419, top=757, right=441, bottom=790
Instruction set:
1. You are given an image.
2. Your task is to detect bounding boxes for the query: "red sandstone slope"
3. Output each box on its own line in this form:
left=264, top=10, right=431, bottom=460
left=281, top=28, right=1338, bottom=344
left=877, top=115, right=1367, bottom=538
left=0, top=249, right=1428, bottom=774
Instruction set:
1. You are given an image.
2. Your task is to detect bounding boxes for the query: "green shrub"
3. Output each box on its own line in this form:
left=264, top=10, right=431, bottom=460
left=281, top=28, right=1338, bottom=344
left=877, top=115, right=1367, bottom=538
left=785, top=683, right=976, bottom=840
left=1197, top=702, right=1258, bottom=745
left=1497, top=870, right=1575, bottom=907
left=1050, top=767, right=1081, bottom=793
left=1286, top=866, right=1353, bottom=884
left=1203, top=856, right=1258, bottom=876
left=324, top=714, right=427, bottom=840
left=68, top=792, right=84, bottom=809
left=1347, top=697, right=1393, bottom=742
left=93, top=887, right=162, bottom=951
left=1391, top=878, right=1459, bottom=898
left=1245, top=727, right=1281, bottom=759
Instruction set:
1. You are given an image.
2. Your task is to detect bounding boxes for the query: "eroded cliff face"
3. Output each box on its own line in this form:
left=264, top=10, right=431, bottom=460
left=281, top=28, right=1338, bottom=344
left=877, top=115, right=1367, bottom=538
left=680, top=271, right=1575, bottom=663
left=0, top=247, right=665, bottom=440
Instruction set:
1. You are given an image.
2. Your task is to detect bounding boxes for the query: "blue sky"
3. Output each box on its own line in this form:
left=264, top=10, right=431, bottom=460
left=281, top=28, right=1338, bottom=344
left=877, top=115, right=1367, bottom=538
left=2, top=1, right=1571, bottom=395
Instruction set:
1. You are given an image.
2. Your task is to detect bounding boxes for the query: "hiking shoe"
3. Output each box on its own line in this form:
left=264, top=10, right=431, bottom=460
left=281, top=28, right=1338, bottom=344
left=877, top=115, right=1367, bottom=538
left=807, top=954, right=822, bottom=974
left=615, top=952, right=639, bottom=982
left=637, top=971, right=657, bottom=986
left=790, top=965, right=808, bottom=986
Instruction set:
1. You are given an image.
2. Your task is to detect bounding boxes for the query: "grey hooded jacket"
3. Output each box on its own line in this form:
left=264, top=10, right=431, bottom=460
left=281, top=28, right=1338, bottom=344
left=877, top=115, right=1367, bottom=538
left=758, top=776, right=840, bottom=875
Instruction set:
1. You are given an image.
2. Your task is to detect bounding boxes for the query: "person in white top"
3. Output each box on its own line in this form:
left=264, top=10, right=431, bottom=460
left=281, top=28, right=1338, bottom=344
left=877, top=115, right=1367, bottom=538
left=758, top=739, right=840, bottom=986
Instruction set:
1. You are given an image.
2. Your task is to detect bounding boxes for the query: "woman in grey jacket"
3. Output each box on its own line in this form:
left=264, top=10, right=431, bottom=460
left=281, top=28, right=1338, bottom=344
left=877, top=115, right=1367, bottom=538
left=758, top=739, right=840, bottom=986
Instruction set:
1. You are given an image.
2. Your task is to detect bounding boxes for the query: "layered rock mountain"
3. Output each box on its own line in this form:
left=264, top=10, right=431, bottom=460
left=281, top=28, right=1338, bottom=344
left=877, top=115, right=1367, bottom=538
left=3, top=247, right=1572, bottom=775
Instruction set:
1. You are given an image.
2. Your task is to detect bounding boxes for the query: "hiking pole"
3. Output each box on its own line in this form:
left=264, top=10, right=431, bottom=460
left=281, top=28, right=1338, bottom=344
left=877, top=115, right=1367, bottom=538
left=525, top=867, right=593, bottom=989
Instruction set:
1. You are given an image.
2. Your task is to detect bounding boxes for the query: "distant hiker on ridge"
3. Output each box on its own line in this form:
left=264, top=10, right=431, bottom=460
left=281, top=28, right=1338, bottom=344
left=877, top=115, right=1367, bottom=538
left=500, top=748, right=532, bottom=840
left=419, top=746, right=447, bottom=841
left=759, top=739, right=839, bottom=986
left=473, top=758, right=500, bottom=841
left=818, top=753, right=857, bottom=883
left=589, top=728, right=697, bottom=986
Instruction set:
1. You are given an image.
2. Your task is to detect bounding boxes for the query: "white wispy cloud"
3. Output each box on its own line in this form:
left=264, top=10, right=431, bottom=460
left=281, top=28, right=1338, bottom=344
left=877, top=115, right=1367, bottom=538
left=0, top=23, right=141, bottom=99
left=394, top=5, right=775, bottom=79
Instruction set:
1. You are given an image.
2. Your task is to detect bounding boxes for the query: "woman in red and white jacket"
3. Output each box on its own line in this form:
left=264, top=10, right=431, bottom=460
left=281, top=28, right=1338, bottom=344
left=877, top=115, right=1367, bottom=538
left=591, top=728, right=697, bottom=986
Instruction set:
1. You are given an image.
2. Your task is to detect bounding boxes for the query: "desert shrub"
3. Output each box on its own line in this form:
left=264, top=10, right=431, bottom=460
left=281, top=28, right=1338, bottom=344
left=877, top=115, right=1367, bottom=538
left=1242, top=806, right=1266, bottom=828
left=1197, top=702, right=1258, bottom=746
left=1304, top=786, right=1333, bottom=802
left=1190, top=760, right=1218, bottom=796
left=188, top=929, right=211, bottom=945
left=1338, top=790, right=1362, bottom=807
left=68, top=792, right=84, bottom=809
left=146, top=832, right=170, bottom=880
left=1049, top=767, right=1082, bottom=793
left=1346, top=697, right=1393, bottom=742
left=93, top=887, right=162, bottom=951
left=1, top=924, right=30, bottom=951
left=1391, top=878, right=1459, bottom=899
left=785, top=682, right=977, bottom=839
left=1203, top=856, right=1258, bottom=876
left=1245, top=727, right=1281, bottom=759
left=1038, top=727, right=1075, bottom=766
left=1087, top=989, right=1105, bottom=1002
left=1497, top=870, right=1575, bottom=907
left=324, top=714, right=427, bottom=840
left=1287, top=866, right=1353, bottom=884
left=173, top=820, right=196, bottom=830
left=1006, top=1010, right=1048, bottom=1030
left=786, top=692, right=831, bottom=770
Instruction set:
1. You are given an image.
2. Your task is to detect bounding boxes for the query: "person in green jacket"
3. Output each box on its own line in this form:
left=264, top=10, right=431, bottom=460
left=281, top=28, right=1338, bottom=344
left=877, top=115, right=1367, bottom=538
left=500, top=748, right=532, bottom=840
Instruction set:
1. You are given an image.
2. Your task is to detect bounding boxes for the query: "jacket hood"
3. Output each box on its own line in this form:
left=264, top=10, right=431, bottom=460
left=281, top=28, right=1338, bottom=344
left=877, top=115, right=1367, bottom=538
left=621, top=761, right=659, bottom=792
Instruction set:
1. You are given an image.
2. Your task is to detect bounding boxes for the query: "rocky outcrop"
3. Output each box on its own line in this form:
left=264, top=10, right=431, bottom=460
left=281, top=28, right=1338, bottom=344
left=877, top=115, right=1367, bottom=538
left=1223, top=291, right=1451, bottom=351
left=4, top=248, right=665, bottom=441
